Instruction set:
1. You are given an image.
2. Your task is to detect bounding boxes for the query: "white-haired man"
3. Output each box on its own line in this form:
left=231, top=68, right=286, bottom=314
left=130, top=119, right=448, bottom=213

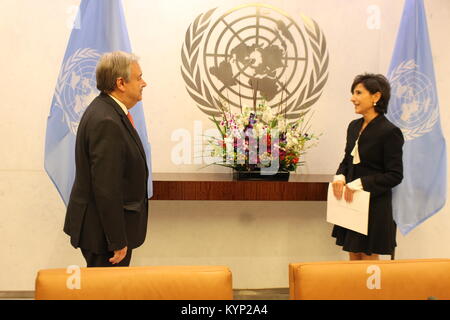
left=64, top=51, right=149, bottom=267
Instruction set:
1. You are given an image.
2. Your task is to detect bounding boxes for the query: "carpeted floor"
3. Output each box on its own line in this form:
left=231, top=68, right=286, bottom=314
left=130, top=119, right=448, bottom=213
left=1, top=288, right=290, bottom=300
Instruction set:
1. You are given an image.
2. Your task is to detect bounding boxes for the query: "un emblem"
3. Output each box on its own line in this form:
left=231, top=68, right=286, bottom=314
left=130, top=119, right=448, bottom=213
left=389, top=59, right=439, bottom=141
left=54, top=48, right=101, bottom=134
left=181, top=4, right=329, bottom=120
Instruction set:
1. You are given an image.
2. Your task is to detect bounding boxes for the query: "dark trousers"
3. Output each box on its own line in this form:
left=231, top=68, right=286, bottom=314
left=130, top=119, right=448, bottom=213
left=81, top=248, right=133, bottom=267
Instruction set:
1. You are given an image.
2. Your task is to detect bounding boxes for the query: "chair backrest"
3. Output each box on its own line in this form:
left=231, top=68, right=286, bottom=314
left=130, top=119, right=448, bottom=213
left=289, top=259, right=450, bottom=300
left=35, top=265, right=233, bottom=300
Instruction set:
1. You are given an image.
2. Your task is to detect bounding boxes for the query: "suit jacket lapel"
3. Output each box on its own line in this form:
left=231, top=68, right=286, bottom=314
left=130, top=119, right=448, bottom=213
left=100, top=94, right=148, bottom=171
left=121, top=116, right=148, bottom=166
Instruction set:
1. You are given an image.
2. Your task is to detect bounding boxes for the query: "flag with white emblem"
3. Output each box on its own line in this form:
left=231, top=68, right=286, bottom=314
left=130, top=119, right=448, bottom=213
left=45, top=0, right=153, bottom=206
left=387, top=0, right=446, bottom=235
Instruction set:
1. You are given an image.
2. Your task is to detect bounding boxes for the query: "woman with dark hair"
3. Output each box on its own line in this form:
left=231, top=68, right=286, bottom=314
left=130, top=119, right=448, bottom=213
left=331, top=73, right=404, bottom=260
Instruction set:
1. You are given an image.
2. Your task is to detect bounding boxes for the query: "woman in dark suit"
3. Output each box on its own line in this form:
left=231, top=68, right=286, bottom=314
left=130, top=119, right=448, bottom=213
left=332, top=73, right=404, bottom=261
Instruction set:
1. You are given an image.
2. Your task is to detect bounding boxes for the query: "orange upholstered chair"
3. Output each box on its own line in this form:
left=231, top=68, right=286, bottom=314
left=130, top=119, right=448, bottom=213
left=289, top=259, right=450, bottom=300
left=35, top=265, right=233, bottom=300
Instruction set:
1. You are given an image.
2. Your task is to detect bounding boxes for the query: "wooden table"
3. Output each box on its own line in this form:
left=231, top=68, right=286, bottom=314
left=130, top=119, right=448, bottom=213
left=150, top=173, right=332, bottom=201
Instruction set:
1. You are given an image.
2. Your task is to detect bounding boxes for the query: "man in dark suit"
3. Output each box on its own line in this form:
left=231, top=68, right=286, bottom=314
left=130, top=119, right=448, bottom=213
left=64, top=51, right=149, bottom=267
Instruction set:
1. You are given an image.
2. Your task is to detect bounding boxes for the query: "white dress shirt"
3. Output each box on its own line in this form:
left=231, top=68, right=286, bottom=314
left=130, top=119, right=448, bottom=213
left=108, top=94, right=129, bottom=115
left=334, top=136, right=363, bottom=191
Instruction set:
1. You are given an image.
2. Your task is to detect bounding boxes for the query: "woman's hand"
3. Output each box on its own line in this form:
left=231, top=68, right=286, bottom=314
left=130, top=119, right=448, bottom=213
left=344, top=186, right=356, bottom=203
left=332, top=180, right=345, bottom=200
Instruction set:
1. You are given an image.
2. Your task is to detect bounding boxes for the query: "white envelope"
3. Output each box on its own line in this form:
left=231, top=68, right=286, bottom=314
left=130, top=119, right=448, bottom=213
left=326, top=183, right=370, bottom=235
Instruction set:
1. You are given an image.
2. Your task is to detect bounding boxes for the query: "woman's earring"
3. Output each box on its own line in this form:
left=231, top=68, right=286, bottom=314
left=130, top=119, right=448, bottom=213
left=373, top=102, right=377, bottom=106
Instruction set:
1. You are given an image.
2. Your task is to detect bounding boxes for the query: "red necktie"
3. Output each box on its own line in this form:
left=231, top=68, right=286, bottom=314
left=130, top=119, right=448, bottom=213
left=127, top=112, right=135, bottom=128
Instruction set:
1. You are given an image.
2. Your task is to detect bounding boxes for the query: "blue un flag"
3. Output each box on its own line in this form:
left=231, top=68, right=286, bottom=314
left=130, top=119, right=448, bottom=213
left=387, top=0, right=446, bottom=235
left=45, top=0, right=153, bottom=206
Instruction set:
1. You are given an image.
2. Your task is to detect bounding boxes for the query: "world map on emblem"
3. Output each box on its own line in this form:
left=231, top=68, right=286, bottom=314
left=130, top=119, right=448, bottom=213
left=181, top=5, right=329, bottom=119
left=389, top=69, right=437, bottom=131
left=55, top=48, right=101, bottom=134
left=203, top=5, right=308, bottom=109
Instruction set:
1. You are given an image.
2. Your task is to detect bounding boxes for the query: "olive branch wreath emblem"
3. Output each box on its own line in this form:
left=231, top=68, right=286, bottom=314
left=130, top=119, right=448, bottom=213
left=180, top=8, right=329, bottom=120
left=389, top=59, right=439, bottom=141
left=54, top=48, right=101, bottom=134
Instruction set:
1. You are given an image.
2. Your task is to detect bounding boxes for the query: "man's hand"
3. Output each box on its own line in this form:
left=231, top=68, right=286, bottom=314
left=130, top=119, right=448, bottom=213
left=332, top=180, right=345, bottom=200
left=109, top=246, right=128, bottom=265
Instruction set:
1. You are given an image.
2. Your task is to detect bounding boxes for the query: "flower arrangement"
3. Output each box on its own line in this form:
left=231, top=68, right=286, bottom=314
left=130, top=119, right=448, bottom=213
left=206, top=99, right=320, bottom=174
